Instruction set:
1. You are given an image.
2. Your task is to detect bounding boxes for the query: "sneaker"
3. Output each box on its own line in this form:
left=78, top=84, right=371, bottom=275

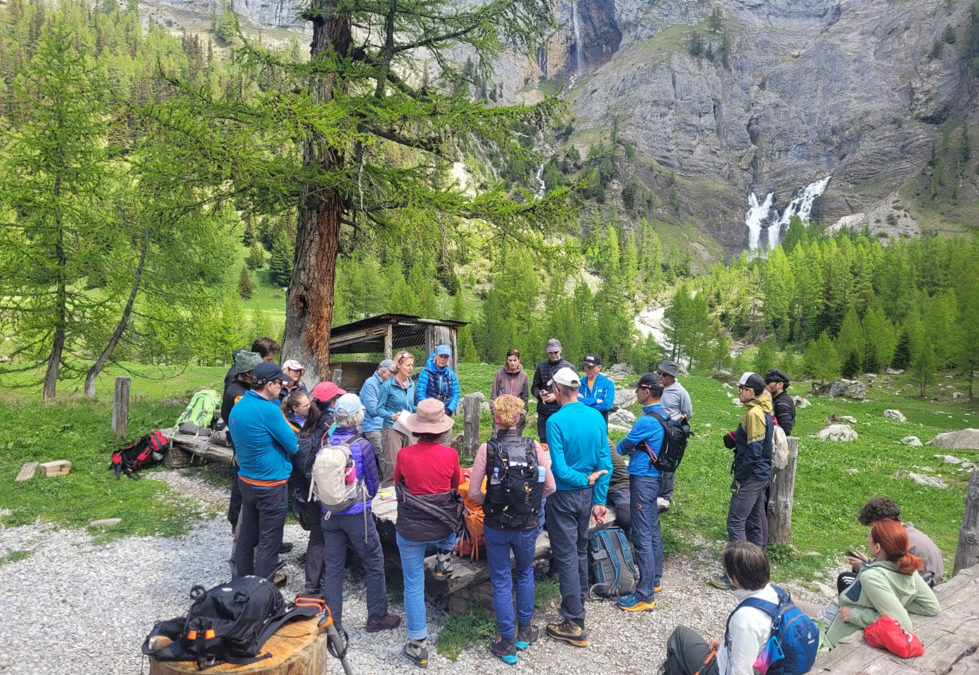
left=546, top=620, right=588, bottom=647
left=365, top=613, right=401, bottom=633
left=617, top=593, right=656, bottom=612
left=657, top=497, right=671, bottom=512
left=490, top=636, right=518, bottom=665
left=433, top=550, right=453, bottom=580
left=403, top=639, right=429, bottom=668
left=708, top=574, right=735, bottom=590
left=515, top=623, right=540, bottom=650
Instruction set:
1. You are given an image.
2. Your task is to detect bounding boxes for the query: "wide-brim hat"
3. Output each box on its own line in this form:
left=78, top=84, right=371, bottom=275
left=403, top=398, right=454, bottom=434
left=657, top=360, right=679, bottom=377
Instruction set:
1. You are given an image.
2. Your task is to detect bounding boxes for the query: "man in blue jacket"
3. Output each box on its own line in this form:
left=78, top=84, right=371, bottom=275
left=544, top=367, right=612, bottom=648
left=615, top=373, right=666, bottom=612
left=578, top=353, right=615, bottom=424
left=416, top=345, right=461, bottom=416
left=229, top=362, right=299, bottom=580
left=360, top=358, right=395, bottom=456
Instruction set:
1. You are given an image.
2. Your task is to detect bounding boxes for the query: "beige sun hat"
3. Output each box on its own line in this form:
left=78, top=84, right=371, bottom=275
left=403, top=398, right=454, bottom=435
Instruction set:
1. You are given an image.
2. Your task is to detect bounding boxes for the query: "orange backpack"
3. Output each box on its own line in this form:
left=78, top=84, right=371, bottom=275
left=456, top=469, right=486, bottom=560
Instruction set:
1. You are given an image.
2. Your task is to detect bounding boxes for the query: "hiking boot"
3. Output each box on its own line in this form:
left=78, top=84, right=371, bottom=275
left=617, top=593, right=656, bottom=612
left=653, top=582, right=663, bottom=593
left=272, top=571, right=288, bottom=588
left=546, top=619, right=588, bottom=647
left=365, top=613, right=401, bottom=633
left=403, top=639, right=429, bottom=668
left=490, top=635, right=518, bottom=665
left=515, top=623, right=540, bottom=650
left=278, top=541, right=294, bottom=554
left=708, top=574, right=734, bottom=590
left=657, top=497, right=671, bottom=512
left=433, top=550, right=453, bottom=580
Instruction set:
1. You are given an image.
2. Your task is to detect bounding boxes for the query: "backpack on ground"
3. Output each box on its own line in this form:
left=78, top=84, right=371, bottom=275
left=109, top=430, right=169, bottom=480
left=175, top=389, right=220, bottom=433
left=644, top=410, right=691, bottom=473
left=588, top=527, right=639, bottom=598
left=308, top=431, right=366, bottom=513
left=456, top=469, right=485, bottom=560
left=726, top=584, right=819, bottom=675
left=142, top=576, right=323, bottom=669
left=771, top=423, right=789, bottom=470
left=483, top=437, right=544, bottom=531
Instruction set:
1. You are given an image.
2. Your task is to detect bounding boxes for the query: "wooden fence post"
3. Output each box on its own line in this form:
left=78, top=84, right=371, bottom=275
left=954, top=469, right=979, bottom=576
left=112, top=376, right=130, bottom=438
left=767, top=436, right=799, bottom=544
left=461, top=393, right=481, bottom=459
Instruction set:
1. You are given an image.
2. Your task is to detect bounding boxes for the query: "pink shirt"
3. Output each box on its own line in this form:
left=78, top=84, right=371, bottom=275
left=468, top=437, right=556, bottom=504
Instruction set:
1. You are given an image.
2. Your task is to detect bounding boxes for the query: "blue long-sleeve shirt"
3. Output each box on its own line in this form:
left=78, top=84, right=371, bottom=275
left=228, top=390, right=299, bottom=482
left=416, top=353, right=461, bottom=414
left=377, top=375, right=416, bottom=428
left=617, top=403, right=665, bottom=477
left=545, top=402, right=612, bottom=505
left=360, top=372, right=385, bottom=433
left=578, top=373, right=615, bottom=422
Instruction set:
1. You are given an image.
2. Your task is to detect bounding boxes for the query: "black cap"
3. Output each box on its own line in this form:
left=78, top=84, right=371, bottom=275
left=629, top=373, right=662, bottom=390
left=583, top=354, right=602, bottom=367
left=252, top=362, right=292, bottom=386
left=765, top=368, right=790, bottom=385
left=738, top=372, right=766, bottom=393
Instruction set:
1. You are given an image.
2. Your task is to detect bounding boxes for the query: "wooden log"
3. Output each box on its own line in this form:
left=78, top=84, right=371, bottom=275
left=39, top=460, right=71, bottom=477
left=112, top=376, right=131, bottom=438
left=149, top=617, right=328, bottom=674
left=954, top=469, right=979, bottom=576
left=767, top=436, right=798, bottom=544
left=461, top=393, right=481, bottom=460
left=15, top=462, right=38, bottom=481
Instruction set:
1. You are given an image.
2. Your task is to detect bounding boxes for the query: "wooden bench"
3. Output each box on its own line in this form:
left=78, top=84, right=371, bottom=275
left=814, top=564, right=979, bottom=673
left=162, top=430, right=234, bottom=468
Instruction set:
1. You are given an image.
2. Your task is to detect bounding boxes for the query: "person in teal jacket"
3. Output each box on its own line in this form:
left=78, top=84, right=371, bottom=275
left=376, top=351, right=417, bottom=485
left=416, top=345, right=461, bottom=415
left=578, top=353, right=615, bottom=424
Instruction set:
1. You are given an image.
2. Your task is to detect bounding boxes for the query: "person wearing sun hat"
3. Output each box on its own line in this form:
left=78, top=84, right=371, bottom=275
left=655, top=360, right=692, bottom=513
left=278, top=359, right=308, bottom=402
left=394, top=398, right=463, bottom=667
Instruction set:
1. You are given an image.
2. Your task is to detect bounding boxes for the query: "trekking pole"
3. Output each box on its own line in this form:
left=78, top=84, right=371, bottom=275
left=318, top=606, right=354, bottom=675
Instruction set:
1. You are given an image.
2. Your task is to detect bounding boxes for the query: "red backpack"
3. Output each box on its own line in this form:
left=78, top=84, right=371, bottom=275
left=110, top=430, right=169, bottom=479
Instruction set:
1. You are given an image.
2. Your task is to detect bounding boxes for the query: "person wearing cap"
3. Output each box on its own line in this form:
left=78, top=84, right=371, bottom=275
left=491, top=348, right=529, bottom=437
left=310, top=380, right=346, bottom=429
left=319, top=394, right=401, bottom=634
left=228, top=362, right=299, bottom=580
left=417, top=345, right=461, bottom=445
left=394, top=399, right=463, bottom=667
left=377, top=351, right=417, bottom=485
left=711, top=372, right=774, bottom=590
left=543, top=366, right=612, bottom=647
left=764, top=368, right=795, bottom=435
left=360, top=359, right=396, bottom=459
left=222, top=350, right=263, bottom=533
left=656, top=360, right=693, bottom=512
left=223, top=337, right=281, bottom=391
left=278, top=359, right=308, bottom=402
left=614, top=373, right=666, bottom=612
left=531, top=339, right=575, bottom=444
left=578, top=354, right=615, bottom=424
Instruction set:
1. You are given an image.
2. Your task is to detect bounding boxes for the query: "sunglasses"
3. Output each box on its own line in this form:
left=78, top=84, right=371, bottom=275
left=738, top=385, right=751, bottom=392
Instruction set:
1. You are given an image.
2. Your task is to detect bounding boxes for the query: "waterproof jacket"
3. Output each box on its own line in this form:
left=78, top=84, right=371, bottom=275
left=377, top=375, right=416, bottom=428
left=733, top=390, right=774, bottom=483
left=531, top=358, right=575, bottom=416
left=545, top=401, right=612, bottom=504
left=578, top=372, right=615, bottom=422
left=771, top=390, right=796, bottom=435
left=322, top=426, right=379, bottom=516
left=359, top=372, right=386, bottom=433
left=616, top=403, right=665, bottom=477
left=292, top=414, right=333, bottom=499
left=491, top=366, right=529, bottom=406
left=416, top=353, right=461, bottom=415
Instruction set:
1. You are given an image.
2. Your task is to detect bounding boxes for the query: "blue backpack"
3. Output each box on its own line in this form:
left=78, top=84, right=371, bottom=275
left=588, top=527, right=638, bottom=598
left=725, top=584, right=818, bottom=675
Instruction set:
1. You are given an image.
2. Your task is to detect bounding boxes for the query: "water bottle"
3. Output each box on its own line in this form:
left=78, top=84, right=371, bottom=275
left=537, top=465, right=546, bottom=483
left=490, top=467, right=501, bottom=485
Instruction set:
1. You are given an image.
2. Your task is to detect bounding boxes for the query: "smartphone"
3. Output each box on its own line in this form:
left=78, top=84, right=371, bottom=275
left=845, top=550, right=862, bottom=559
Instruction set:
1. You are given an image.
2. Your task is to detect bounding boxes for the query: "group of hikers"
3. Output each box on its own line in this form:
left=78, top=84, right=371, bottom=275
left=218, top=336, right=944, bottom=672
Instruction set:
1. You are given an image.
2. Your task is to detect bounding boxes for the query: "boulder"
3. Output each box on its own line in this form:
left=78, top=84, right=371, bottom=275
left=816, top=424, right=858, bottom=442
left=606, top=362, right=634, bottom=378
left=613, top=388, right=637, bottom=410
left=792, top=396, right=811, bottom=409
left=883, top=409, right=906, bottom=422
left=836, top=415, right=857, bottom=424
left=900, top=436, right=922, bottom=446
left=608, top=424, right=632, bottom=435
left=927, top=429, right=979, bottom=450
left=609, top=408, right=636, bottom=427
left=908, top=472, right=948, bottom=489
left=885, top=368, right=904, bottom=375
left=933, top=454, right=963, bottom=465
left=818, top=379, right=868, bottom=399
left=952, top=392, right=967, bottom=400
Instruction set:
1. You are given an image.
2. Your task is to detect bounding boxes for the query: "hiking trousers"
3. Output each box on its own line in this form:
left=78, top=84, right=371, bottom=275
left=484, top=524, right=537, bottom=640
left=630, top=474, right=663, bottom=600
left=380, top=428, right=410, bottom=486
left=321, top=511, right=387, bottom=629
left=234, top=479, right=287, bottom=579
left=663, top=625, right=719, bottom=675
left=726, top=478, right=767, bottom=546
left=545, top=487, right=593, bottom=626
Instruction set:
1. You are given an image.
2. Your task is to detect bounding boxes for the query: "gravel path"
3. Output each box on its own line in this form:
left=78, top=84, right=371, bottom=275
left=0, top=471, right=833, bottom=674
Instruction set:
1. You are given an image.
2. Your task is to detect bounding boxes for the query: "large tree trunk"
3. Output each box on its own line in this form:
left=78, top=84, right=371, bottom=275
left=84, top=221, right=151, bottom=398
left=43, top=177, right=66, bottom=402
left=281, top=2, right=351, bottom=382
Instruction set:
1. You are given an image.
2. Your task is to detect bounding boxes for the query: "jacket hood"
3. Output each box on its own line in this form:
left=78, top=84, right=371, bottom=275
left=424, top=352, right=447, bottom=374
left=745, top=389, right=773, bottom=414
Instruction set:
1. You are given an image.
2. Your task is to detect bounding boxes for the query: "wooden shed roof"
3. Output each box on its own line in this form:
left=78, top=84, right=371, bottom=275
left=328, top=313, right=467, bottom=355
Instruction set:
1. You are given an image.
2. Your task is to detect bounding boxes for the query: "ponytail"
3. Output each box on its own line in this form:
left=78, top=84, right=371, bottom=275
left=870, top=519, right=924, bottom=575
left=896, top=551, right=924, bottom=575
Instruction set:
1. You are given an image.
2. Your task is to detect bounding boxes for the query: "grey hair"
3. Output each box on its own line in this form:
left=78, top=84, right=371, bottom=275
left=554, top=383, right=579, bottom=399
left=334, top=409, right=365, bottom=429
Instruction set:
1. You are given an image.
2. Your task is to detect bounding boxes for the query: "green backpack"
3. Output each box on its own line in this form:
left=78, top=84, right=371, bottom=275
left=175, top=389, right=220, bottom=431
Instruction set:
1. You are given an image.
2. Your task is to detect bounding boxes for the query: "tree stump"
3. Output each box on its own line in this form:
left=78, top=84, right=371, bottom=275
left=768, top=437, right=799, bottom=544
left=113, top=376, right=130, bottom=438
left=149, top=617, right=327, bottom=674
left=954, top=469, right=979, bottom=576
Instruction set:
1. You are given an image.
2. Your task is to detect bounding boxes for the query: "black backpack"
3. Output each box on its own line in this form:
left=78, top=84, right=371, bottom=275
left=142, top=576, right=323, bottom=668
left=644, top=410, right=691, bottom=473
left=109, top=430, right=169, bottom=480
left=483, top=437, right=544, bottom=530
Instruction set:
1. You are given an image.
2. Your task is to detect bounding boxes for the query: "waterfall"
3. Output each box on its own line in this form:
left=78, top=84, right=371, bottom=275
left=745, top=175, right=832, bottom=250
left=535, top=163, right=546, bottom=200
left=571, top=1, right=584, bottom=75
